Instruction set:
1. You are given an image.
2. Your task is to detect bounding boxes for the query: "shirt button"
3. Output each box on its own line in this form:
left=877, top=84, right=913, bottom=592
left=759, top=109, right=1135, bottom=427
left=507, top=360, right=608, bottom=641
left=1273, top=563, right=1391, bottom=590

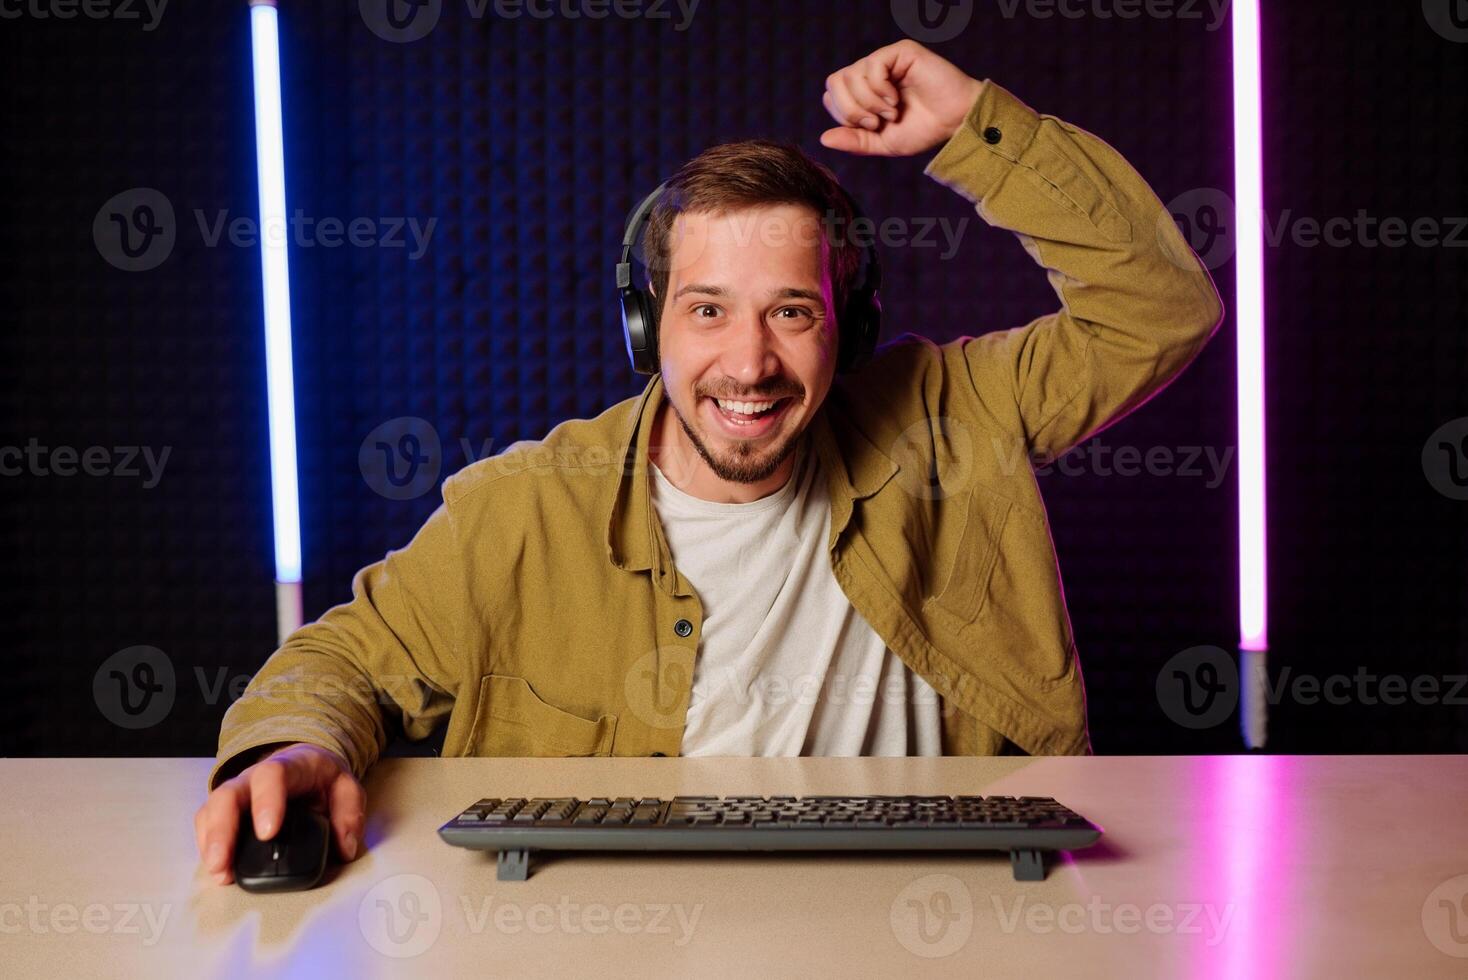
left=673, top=618, right=693, bottom=637
left=982, top=126, right=1002, bottom=145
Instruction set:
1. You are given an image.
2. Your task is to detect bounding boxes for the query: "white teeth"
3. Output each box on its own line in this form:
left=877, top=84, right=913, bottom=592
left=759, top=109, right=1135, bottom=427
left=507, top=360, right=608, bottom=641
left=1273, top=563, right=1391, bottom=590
left=714, top=398, right=780, bottom=415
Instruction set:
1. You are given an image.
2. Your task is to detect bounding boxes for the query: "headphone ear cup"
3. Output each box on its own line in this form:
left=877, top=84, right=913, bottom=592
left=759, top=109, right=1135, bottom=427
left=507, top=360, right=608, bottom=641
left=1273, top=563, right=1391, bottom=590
left=837, top=295, right=880, bottom=374
left=620, top=287, right=659, bottom=375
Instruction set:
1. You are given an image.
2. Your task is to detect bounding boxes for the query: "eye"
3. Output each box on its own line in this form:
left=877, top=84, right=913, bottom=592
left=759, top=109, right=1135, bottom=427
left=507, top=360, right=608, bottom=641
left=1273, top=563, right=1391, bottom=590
left=773, top=306, right=813, bottom=321
left=692, top=303, right=721, bottom=319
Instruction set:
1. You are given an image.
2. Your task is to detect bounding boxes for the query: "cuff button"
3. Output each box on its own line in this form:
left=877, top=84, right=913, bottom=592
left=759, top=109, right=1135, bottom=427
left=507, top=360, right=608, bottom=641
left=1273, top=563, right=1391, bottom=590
left=982, top=126, right=1002, bottom=145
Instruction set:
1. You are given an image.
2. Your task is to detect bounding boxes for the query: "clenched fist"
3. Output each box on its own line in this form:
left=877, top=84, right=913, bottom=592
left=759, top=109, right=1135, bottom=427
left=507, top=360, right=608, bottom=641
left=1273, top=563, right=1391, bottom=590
left=820, top=39, right=985, bottom=157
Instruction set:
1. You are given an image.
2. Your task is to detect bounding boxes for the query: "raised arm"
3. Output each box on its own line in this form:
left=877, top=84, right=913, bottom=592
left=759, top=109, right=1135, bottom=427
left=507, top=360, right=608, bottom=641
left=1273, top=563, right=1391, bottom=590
left=821, top=40, right=1224, bottom=464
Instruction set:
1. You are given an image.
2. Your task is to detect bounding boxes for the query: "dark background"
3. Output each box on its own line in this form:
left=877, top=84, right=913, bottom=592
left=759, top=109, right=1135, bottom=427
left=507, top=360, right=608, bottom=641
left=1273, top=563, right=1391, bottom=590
left=2, top=1, right=1464, bottom=758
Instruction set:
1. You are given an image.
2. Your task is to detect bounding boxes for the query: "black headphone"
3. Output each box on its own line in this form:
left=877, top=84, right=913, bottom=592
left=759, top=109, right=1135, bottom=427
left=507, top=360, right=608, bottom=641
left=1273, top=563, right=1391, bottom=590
left=617, top=180, right=883, bottom=376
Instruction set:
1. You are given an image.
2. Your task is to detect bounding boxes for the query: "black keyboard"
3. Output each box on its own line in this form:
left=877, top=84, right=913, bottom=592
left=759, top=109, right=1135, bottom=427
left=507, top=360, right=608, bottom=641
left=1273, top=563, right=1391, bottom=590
left=439, top=794, right=1102, bottom=882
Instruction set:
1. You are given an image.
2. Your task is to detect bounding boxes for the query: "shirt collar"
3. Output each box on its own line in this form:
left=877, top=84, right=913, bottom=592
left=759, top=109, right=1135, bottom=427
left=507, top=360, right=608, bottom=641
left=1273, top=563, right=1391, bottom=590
left=604, top=373, right=899, bottom=589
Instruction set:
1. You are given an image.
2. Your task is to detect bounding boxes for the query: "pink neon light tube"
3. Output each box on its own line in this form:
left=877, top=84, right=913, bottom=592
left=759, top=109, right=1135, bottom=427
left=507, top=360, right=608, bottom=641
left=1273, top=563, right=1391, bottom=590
left=1233, top=0, right=1267, bottom=654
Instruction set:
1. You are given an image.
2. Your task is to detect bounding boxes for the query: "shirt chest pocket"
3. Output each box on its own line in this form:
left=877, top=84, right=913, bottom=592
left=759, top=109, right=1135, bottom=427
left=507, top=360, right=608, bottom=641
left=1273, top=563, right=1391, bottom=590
left=925, top=492, right=1012, bottom=626
left=468, top=673, right=618, bottom=757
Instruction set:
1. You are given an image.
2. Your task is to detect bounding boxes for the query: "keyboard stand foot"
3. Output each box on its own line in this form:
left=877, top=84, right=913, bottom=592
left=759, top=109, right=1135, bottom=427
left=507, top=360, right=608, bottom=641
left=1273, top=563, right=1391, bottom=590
left=497, top=848, right=532, bottom=882
left=1010, top=848, right=1047, bottom=882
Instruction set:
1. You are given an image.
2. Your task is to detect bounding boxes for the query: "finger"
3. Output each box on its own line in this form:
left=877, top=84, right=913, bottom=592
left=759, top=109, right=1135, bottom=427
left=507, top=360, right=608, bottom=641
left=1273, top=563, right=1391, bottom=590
left=819, top=125, right=888, bottom=156
left=827, top=73, right=879, bottom=131
left=822, top=88, right=853, bottom=129
left=863, top=60, right=901, bottom=108
left=821, top=89, right=844, bottom=128
left=247, top=758, right=292, bottom=841
left=199, top=779, right=245, bottom=883
left=848, top=71, right=897, bottom=122
left=866, top=38, right=923, bottom=85
left=327, top=772, right=367, bottom=862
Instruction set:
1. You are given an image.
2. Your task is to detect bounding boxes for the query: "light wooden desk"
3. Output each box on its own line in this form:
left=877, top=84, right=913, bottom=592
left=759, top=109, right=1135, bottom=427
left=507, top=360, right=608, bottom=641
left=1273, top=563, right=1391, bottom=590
left=2, top=755, right=1466, bottom=977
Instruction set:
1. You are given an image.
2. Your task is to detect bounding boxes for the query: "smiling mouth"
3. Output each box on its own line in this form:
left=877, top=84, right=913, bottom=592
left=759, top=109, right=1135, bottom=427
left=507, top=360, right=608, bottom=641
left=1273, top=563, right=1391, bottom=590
left=703, top=394, right=797, bottom=433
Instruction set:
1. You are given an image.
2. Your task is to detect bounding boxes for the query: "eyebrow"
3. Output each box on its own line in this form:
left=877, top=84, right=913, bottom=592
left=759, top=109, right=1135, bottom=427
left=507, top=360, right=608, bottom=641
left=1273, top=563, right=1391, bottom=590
left=672, top=283, right=825, bottom=305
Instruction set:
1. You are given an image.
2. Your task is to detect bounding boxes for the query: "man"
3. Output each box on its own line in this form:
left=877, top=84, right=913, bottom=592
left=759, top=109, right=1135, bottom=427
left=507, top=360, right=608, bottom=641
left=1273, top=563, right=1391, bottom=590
left=195, top=39, right=1222, bottom=885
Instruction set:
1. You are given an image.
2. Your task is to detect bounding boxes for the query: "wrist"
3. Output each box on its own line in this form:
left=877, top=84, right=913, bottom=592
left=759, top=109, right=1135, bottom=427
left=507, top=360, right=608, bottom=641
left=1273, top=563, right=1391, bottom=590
left=945, top=77, right=986, bottom=141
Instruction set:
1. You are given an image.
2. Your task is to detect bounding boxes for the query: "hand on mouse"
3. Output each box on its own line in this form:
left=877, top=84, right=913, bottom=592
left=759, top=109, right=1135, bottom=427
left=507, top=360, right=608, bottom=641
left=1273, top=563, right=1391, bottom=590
left=194, top=742, right=366, bottom=886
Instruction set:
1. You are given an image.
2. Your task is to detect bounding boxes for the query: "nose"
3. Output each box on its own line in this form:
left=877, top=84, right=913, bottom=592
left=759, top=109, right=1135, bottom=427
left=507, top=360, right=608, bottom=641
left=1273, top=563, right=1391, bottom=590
left=719, top=311, right=782, bottom=389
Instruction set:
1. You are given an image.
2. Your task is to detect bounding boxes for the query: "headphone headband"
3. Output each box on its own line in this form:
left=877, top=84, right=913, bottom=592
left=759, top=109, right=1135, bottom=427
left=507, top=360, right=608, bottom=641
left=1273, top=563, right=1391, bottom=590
left=617, top=182, right=667, bottom=289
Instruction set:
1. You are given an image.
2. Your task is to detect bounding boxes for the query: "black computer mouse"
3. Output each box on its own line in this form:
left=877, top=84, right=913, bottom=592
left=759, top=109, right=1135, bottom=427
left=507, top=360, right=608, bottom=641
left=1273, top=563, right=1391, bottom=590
left=233, top=801, right=331, bottom=893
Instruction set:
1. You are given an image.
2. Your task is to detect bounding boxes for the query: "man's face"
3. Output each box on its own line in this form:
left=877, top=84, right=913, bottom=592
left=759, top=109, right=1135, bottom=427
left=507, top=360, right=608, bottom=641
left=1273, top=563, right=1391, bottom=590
left=654, top=203, right=838, bottom=486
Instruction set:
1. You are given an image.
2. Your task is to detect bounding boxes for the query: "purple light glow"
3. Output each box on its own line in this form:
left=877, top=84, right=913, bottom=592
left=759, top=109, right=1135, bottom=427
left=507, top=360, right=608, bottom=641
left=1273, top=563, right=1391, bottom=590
left=1232, top=0, right=1268, bottom=749
left=1233, top=0, right=1267, bottom=653
left=1193, top=754, right=1300, bottom=980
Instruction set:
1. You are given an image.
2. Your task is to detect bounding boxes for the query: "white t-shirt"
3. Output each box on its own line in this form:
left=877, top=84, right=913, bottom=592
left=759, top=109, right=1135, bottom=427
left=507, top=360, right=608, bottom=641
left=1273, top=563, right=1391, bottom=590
left=649, top=436, right=943, bottom=757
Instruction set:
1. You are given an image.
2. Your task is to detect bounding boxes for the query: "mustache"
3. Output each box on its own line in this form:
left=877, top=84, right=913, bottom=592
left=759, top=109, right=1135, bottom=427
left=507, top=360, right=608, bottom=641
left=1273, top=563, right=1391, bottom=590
left=698, top=388, right=802, bottom=401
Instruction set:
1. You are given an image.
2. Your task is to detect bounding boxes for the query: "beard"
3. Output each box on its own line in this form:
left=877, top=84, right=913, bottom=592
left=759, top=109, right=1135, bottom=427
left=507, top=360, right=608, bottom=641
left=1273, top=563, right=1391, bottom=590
left=669, top=395, right=803, bottom=485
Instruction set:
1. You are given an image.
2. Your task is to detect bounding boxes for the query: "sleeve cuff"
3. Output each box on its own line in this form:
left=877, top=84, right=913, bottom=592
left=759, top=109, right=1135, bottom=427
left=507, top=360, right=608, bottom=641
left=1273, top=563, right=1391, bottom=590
left=207, top=736, right=354, bottom=791
left=923, top=79, right=1043, bottom=204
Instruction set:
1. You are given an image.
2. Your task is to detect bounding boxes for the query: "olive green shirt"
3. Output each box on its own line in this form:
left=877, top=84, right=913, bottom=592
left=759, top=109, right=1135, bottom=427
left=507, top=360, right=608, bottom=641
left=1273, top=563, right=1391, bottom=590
left=210, top=79, right=1223, bottom=790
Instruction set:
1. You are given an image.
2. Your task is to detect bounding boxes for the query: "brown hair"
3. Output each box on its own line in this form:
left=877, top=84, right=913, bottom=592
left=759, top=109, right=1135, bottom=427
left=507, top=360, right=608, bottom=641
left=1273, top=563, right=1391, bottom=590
left=641, top=138, right=863, bottom=336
